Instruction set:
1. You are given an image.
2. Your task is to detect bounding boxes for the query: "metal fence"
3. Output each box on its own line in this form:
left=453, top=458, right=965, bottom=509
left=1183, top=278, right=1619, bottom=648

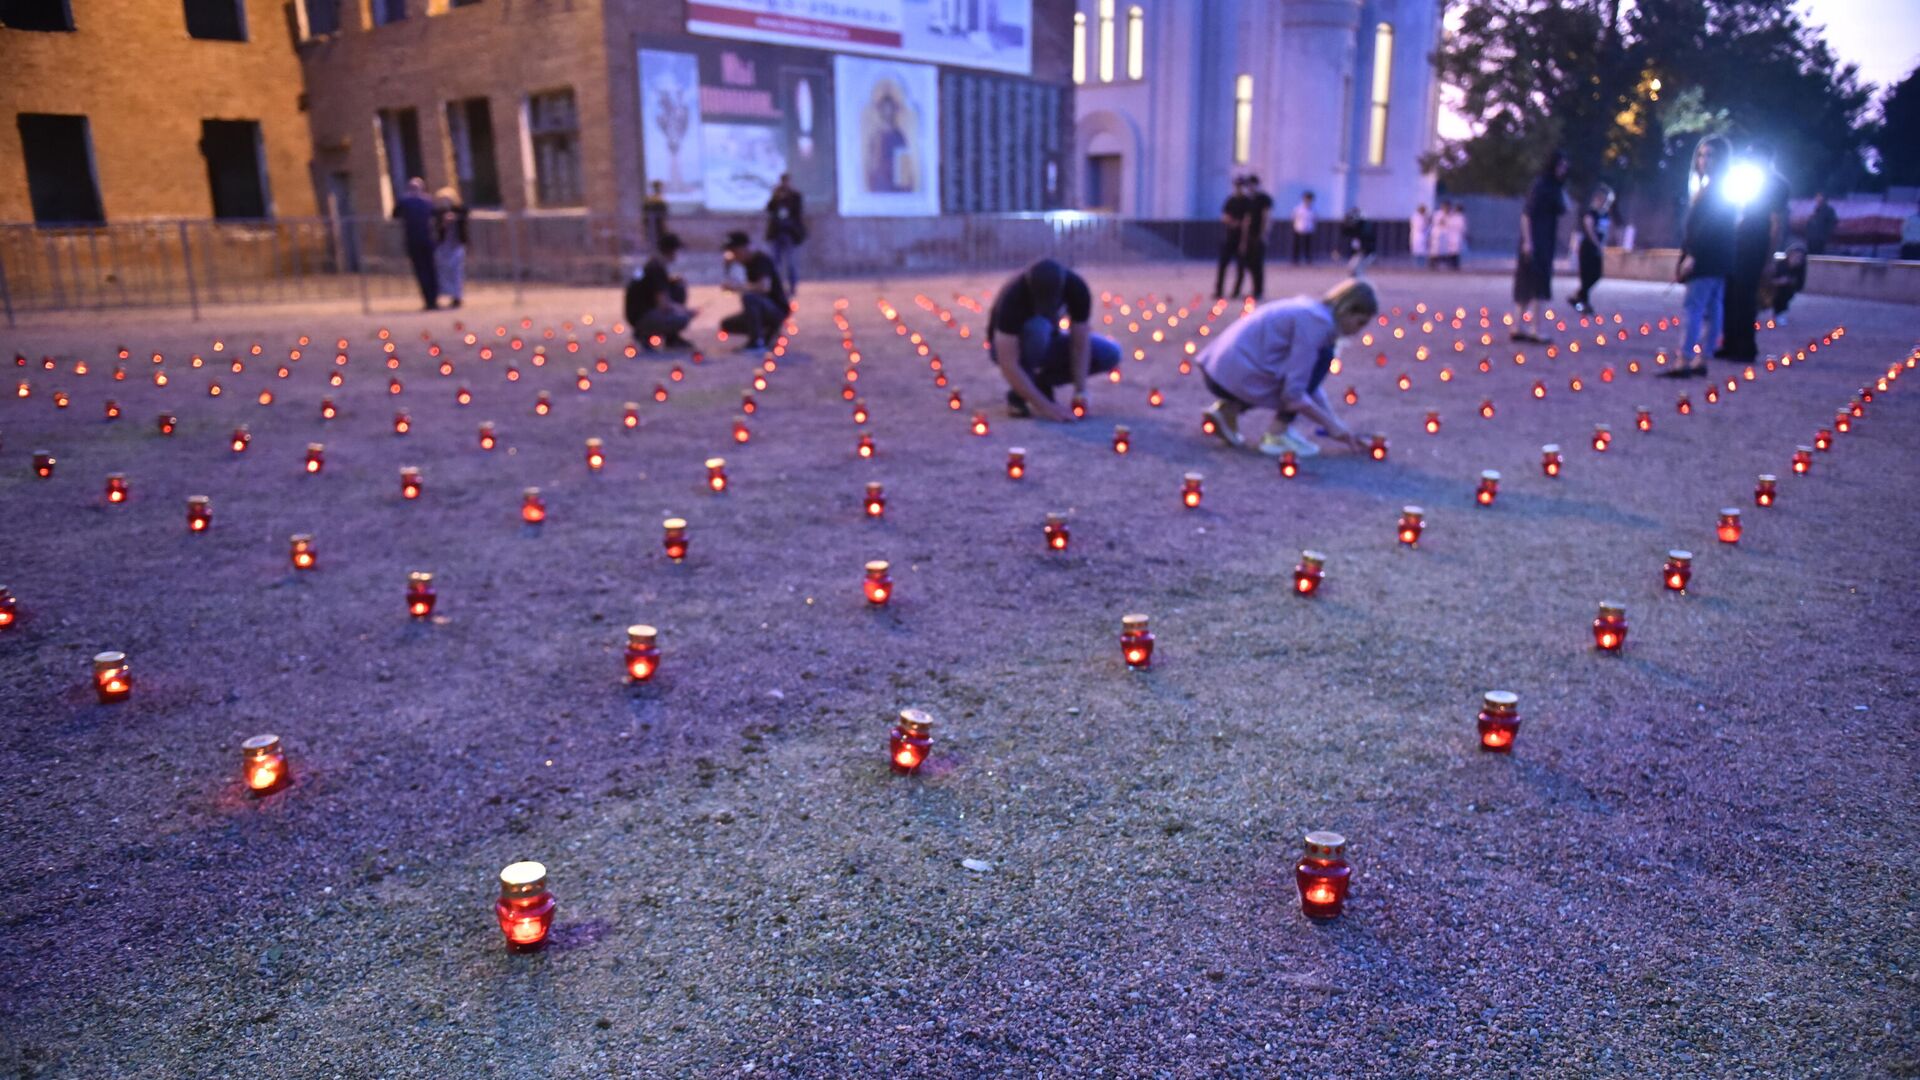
left=0, top=212, right=1416, bottom=325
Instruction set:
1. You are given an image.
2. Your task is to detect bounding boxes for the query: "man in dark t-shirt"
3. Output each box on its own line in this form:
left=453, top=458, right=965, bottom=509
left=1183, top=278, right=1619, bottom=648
left=1720, top=142, right=1790, bottom=361
left=1214, top=175, right=1250, bottom=299
left=625, top=233, right=694, bottom=351
left=391, top=177, right=439, bottom=310
left=764, top=174, right=806, bottom=297
left=719, top=231, right=789, bottom=349
left=1233, top=174, right=1275, bottom=300
left=988, top=259, right=1120, bottom=420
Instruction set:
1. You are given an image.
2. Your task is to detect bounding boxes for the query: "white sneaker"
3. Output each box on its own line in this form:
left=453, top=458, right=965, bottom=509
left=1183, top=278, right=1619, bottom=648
left=1202, top=404, right=1246, bottom=448
left=1259, top=430, right=1320, bottom=458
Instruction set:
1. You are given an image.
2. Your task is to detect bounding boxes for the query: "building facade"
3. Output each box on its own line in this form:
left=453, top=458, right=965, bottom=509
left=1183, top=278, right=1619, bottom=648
left=1, top=0, right=317, bottom=223
left=1071, top=0, right=1439, bottom=220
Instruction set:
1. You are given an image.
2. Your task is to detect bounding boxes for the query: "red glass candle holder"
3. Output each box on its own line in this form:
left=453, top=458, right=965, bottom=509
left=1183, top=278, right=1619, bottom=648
left=1120, top=613, right=1155, bottom=670
left=157, top=413, right=177, bottom=436
left=706, top=457, right=728, bottom=493
left=1635, top=407, right=1652, bottom=432
left=1112, top=425, right=1131, bottom=454
left=970, top=412, right=989, bottom=436
left=948, top=390, right=963, bottom=411
left=1181, top=472, right=1204, bottom=509
left=1007, top=448, right=1026, bottom=480
left=1368, top=435, right=1389, bottom=461
left=105, top=473, right=128, bottom=504
left=1295, top=831, right=1351, bottom=919
left=1676, top=394, right=1692, bottom=415
left=1424, top=411, right=1441, bottom=435
left=1849, top=398, right=1864, bottom=419
left=732, top=420, right=750, bottom=444
left=1792, top=446, right=1812, bottom=474
left=1044, top=512, right=1070, bottom=552
left=305, top=443, right=325, bottom=474
left=575, top=368, right=592, bottom=392
left=1278, top=450, right=1298, bottom=479
left=653, top=382, right=669, bottom=402
left=241, top=733, right=289, bottom=795
left=864, top=481, right=886, bottom=518
left=625, top=624, right=660, bottom=682
left=1479, top=399, right=1495, bottom=419
left=479, top=422, right=497, bottom=450
left=521, top=487, right=546, bottom=524
left=187, top=495, right=212, bottom=533
left=407, top=571, right=436, bottom=618
left=1716, top=508, right=1742, bottom=544
left=662, top=517, right=688, bottom=562
left=864, top=560, right=893, bottom=605
left=1477, top=690, right=1519, bottom=752
left=1814, top=429, right=1832, bottom=451
left=1344, top=387, right=1359, bottom=406
left=585, top=438, right=605, bottom=472
left=1531, top=379, right=1547, bottom=399
left=1071, top=394, right=1088, bottom=418
left=1593, top=601, right=1627, bottom=652
left=1200, top=413, right=1218, bottom=437
left=104, top=399, right=120, bottom=420
left=1397, top=506, right=1425, bottom=546
left=534, top=391, right=552, bottom=415
left=0, top=585, right=15, bottom=630
left=1147, top=387, right=1164, bottom=407
left=889, top=708, right=934, bottom=775
left=320, top=397, right=337, bottom=420
left=852, top=399, right=869, bottom=424
left=230, top=426, right=251, bottom=453
left=495, top=861, right=556, bottom=951
left=456, top=386, right=472, bottom=406
left=857, top=431, right=875, bottom=458
left=1591, top=423, right=1611, bottom=452
left=1540, top=444, right=1562, bottom=478
left=400, top=466, right=422, bottom=499
left=289, top=533, right=316, bottom=571
left=1293, top=550, right=1326, bottom=595
left=1754, top=474, right=1777, bottom=508
left=393, top=410, right=411, bottom=435
left=1466, top=469, right=1498, bottom=507
left=1663, top=549, right=1692, bottom=593
left=1834, top=411, right=1851, bottom=435
left=741, top=391, right=756, bottom=415
left=93, top=650, right=131, bottom=703
left=623, top=402, right=640, bottom=430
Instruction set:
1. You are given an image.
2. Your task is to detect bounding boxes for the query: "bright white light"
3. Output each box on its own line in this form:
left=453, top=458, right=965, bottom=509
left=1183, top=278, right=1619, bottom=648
left=1723, top=161, right=1765, bottom=207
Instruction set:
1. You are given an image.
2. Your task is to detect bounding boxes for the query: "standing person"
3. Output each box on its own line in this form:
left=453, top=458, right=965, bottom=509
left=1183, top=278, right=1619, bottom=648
left=1721, top=141, right=1789, bottom=362
left=642, top=180, right=670, bottom=251
left=764, top=173, right=806, bottom=298
left=1214, top=176, right=1250, bottom=299
left=988, top=258, right=1120, bottom=420
left=1803, top=191, right=1837, bottom=255
left=626, top=233, right=696, bottom=350
left=432, top=187, right=469, bottom=310
left=1765, top=242, right=1807, bottom=327
left=392, top=177, right=439, bottom=311
left=718, top=231, right=789, bottom=351
left=1511, top=150, right=1570, bottom=343
left=1341, top=208, right=1376, bottom=274
left=1233, top=174, right=1274, bottom=300
left=1438, top=201, right=1467, bottom=269
left=1568, top=184, right=1613, bottom=313
left=1291, top=191, right=1316, bottom=264
left=1664, top=136, right=1736, bottom=378
left=1197, top=278, right=1378, bottom=456
left=1408, top=204, right=1431, bottom=268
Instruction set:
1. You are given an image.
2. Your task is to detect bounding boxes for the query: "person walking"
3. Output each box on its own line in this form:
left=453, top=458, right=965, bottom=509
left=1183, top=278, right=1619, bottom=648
left=1233, top=174, right=1274, bottom=300
left=626, top=233, right=696, bottom=350
left=1803, top=191, right=1837, bottom=255
left=988, top=258, right=1120, bottom=420
left=1664, top=136, right=1736, bottom=378
left=1214, top=176, right=1251, bottom=299
left=642, top=180, right=670, bottom=252
left=1721, top=141, right=1789, bottom=362
left=392, top=177, right=439, bottom=311
left=764, top=173, right=806, bottom=298
left=1511, top=151, right=1569, bottom=343
left=1409, top=204, right=1431, bottom=268
left=1291, top=191, right=1316, bottom=264
left=432, top=187, right=469, bottom=310
left=718, top=231, right=789, bottom=351
left=1568, top=184, right=1612, bottom=313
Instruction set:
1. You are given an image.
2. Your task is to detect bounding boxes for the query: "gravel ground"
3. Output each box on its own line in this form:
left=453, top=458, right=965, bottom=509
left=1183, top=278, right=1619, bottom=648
left=1, top=265, right=1916, bottom=1079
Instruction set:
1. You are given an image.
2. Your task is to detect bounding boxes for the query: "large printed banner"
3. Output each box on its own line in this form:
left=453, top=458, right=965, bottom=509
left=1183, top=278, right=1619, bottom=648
left=639, top=39, right=835, bottom=213
left=833, top=55, right=941, bottom=217
left=687, top=0, right=1031, bottom=76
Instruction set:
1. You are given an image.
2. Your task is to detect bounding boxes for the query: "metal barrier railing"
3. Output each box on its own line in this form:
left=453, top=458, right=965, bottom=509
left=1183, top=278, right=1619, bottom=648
left=0, top=213, right=1416, bottom=325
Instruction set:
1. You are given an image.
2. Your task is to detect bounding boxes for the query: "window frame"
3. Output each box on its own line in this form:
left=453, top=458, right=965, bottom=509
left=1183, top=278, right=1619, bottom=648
left=523, top=87, right=584, bottom=210
left=1367, top=22, right=1393, bottom=167
left=1097, top=0, right=1115, bottom=83
left=200, top=118, right=273, bottom=219
left=1, top=0, right=76, bottom=31
left=444, top=96, right=504, bottom=208
left=16, top=112, right=105, bottom=225
left=1232, top=74, right=1253, bottom=166
left=1072, top=12, right=1086, bottom=85
left=1126, top=5, right=1144, bottom=81
left=182, top=0, right=247, bottom=41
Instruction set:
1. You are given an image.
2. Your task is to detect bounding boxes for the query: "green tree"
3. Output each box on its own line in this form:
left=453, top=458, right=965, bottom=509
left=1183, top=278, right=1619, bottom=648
left=1874, top=66, right=1920, bottom=187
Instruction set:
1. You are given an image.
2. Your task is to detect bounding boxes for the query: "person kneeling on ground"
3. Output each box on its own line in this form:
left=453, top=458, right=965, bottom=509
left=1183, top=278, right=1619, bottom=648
left=718, top=231, right=789, bottom=350
left=988, top=258, right=1120, bottom=421
left=1766, top=242, right=1807, bottom=327
left=625, top=233, right=696, bottom=351
left=1198, top=278, right=1378, bottom=457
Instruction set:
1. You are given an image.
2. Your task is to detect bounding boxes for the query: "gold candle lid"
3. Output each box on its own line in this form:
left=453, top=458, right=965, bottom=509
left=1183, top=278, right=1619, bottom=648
left=1045, top=512, right=1066, bottom=526
left=1401, top=505, right=1424, bottom=518
left=1482, top=690, right=1518, bottom=710
left=1756, top=474, right=1776, bottom=484
left=523, top=486, right=541, bottom=498
left=1541, top=444, right=1561, bottom=455
left=576, top=367, right=588, bottom=377
left=1302, top=830, right=1347, bottom=858
left=1300, top=549, right=1326, bottom=568
left=401, top=465, right=421, bottom=476
left=291, top=533, right=312, bottom=545
left=1121, top=613, right=1150, bottom=630
left=627, top=624, right=657, bottom=644
left=1598, top=600, right=1626, bottom=617
left=897, top=707, right=934, bottom=735
left=1183, top=472, right=1203, bottom=484
left=307, top=442, right=324, bottom=453
left=480, top=420, right=495, bottom=429
left=585, top=437, right=603, bottom=448
left=706, top=457, right=726, bottom=470
left=866, top=481, right=883, bottom=495
left=1479, top=470, right=1500, bottom=482
left=188, top=494, right=210, bottom=506
left=663, top=517, right=686, bottom=530
left=1635, top=405, right=1650, bottom=413
left=1796, top=444, right=1813, bottom=453
left=624, top=401, right=639, bottom=410
left=1593, top=423, right=1610, bottom=432
left=1667, top=549, right=1693, bottom=562
left=1008, top=446, right=1026, bottom=458
left=241, top=733, right=280, bottom=756
left=92, top=650, right=126, bottom=668
left=499, top=860, right=548, bottom=897
left=409, top=570, right=434, bottom=585
left=537, top=389, right=551, bottom=399
left=1114, top=424, right=1130, bottom=435
left=865, top=560, right=890, bottom=575
left=1719, top=507, right=1741, bottom=518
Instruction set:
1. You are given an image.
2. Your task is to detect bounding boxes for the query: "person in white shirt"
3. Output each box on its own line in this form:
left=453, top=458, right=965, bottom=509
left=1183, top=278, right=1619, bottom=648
left=1409, top=204, right=1431, bottom=268
left=1290, top=192, right=1317, bottom=264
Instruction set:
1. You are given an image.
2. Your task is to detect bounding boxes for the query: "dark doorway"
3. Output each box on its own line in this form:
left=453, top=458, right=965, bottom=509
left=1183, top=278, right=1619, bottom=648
left=201, top=119, right=270, bottom=219
left=183, top=0, right=245, bottom=40
left=445, top=97, right=502, bottom=207
left=16, top=113, right=104, bottom=224
left=1085, top=153, right=1122, bottom=213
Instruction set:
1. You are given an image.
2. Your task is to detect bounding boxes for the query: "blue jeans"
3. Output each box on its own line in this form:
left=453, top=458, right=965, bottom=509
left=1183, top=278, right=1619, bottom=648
left=771, top=237, right=800, bottom=295
left=1000, top=316, right=1120, bottom=399
left=1681, top=277, right=1724, bottom=362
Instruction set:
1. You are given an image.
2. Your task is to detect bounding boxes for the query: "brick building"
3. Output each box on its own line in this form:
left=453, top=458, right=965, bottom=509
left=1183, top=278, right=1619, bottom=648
left=1, top=0, right=316, bottom=223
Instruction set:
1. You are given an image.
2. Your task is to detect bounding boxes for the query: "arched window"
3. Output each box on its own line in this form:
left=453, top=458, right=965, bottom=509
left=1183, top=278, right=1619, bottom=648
left=1233, top=74, right=1254, bottom=165
left=1367, top=22, right=1393, bottom=166
left=1098, top=0, right=1116, bottom=83
left=1073, top=12, right=1087, bottom=85
left=1127, top=6, right=1145, bottom=80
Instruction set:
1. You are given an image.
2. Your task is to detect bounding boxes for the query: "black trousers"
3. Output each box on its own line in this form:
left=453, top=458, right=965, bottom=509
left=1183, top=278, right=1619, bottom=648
left=1572, top=241, right=1603, bottom=304
left=1214, top=243, right=1241, bottom=297
left=1721, top=268, right=1762, bottom=359
left=1291, top=231, right=1312, bottom=264
left=406, top=244, right=438, bottom=308
left=1233, top=242, right=1267, bottom=300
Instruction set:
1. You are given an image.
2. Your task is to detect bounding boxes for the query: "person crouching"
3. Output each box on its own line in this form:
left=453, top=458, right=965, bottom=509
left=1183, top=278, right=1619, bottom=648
left=1198, top=278, right=1378, bottom=457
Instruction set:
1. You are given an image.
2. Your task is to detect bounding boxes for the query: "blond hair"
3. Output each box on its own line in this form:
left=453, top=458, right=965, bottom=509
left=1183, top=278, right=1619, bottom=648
left=1323, top=278, right=1379, bottom=321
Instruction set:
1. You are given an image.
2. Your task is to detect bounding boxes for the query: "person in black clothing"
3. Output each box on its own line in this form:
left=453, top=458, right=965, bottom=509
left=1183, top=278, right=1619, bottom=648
left=625, top=233, right=695, bottom=351
left=719, top=231, right=788, bottom=350
left=1232, top=174, right=1274, bottom=300
left=1512, top=150, right=1569, bottom=343
left=1340, top=208, right=1376, bottom=273
left=642, top=180, right=670, bottom=251
left=1766, top=242, right=1807, bottom=326
left=1720, top=141, right=1789, bottom=362
left=1803, top=191, right=1837, bottom=255
left=391, top=177, right=439, bottom=310
left=988, top=258, right=1121, bottom=420
left=765, top=173, right=806, bottom=298
left=1568, top=183, right=1613, bottom=313
left=1214, top=176, right=1250, bottom=299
